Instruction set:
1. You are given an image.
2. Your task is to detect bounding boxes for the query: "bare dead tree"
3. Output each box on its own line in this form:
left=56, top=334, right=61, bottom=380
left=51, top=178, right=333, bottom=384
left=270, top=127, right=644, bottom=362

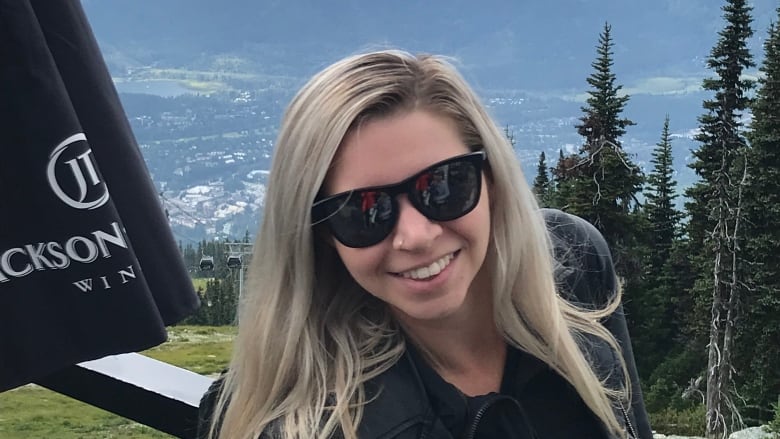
left=721, top=157, right=748, bottom=434
left=704, top=131, right=749, bottom=439
left=705, top=133, right=729, bottom=438
left=683, top=376, right=706, bottom=405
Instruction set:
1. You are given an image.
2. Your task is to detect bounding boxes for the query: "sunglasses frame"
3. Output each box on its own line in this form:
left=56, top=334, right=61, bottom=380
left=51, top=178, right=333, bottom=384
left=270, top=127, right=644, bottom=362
left=311, top=149, right=487, bottom=248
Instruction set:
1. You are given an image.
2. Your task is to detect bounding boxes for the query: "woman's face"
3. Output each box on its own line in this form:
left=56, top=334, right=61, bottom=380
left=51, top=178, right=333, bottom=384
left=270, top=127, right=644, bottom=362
left=324, top=110, right=492, bottom=327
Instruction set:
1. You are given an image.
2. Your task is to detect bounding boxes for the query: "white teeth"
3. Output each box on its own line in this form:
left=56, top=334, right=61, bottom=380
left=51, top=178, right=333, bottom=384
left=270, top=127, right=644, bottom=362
left=400, top=253, right=454, bottom=280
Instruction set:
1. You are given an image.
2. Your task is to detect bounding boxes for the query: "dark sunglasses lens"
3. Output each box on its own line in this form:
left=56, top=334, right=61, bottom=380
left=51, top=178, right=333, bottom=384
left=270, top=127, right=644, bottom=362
left=410, top=159, right=481, bottom=221
left=317, top=153, right=484, bottom=248
left=327, top=190, right=396, bottom=248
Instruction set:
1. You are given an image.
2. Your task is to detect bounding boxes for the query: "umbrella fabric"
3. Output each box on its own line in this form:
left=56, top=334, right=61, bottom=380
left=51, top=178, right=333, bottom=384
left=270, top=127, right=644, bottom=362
left=0, top=0, right=200, bottom=392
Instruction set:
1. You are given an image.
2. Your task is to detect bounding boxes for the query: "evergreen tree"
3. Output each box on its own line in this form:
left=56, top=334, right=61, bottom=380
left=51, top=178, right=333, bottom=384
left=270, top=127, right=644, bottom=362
left=645, top=116, right=683, bottom=268
left=551, top=149, right=568, bottom=207
left=561, top=22, right=644, bottom=277
left=683, top=0, right=755, bottom=435
left=553, top=25, right=647, bottom=377
left=186, top=277, right=237, bottom=326
left=180, top=285, right=209, bottom=325
left=577, top=23, right=635, bottom=145
left=633, top=116, right=685, bottom=380
left=736, top=9, right=780, bottom=423
left=181, top=243, right=198, bottom=272
left=532, top=151, right=552, bottom=207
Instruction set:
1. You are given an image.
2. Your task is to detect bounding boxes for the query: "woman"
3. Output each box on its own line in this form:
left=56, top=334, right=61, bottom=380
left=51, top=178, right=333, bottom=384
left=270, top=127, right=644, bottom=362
left=199, top=50, right=652, bottom=439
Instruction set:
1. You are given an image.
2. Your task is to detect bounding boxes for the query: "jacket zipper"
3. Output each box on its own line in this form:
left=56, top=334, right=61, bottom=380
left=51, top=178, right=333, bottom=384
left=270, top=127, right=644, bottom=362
left=462, top=395, right=520, bottom=439
left=462, top=401, right=492, bottom=439
left=618, top=400, right=637, bottom=439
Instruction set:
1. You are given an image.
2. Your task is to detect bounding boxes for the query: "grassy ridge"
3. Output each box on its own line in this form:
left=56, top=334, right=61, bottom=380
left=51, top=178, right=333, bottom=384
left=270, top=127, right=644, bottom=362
left=0, top=325, right=235, bottom=439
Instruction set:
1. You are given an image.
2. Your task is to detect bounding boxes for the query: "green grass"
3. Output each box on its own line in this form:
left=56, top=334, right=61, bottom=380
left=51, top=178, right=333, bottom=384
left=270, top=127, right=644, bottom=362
left=0, top=386, right=173, bottom=438
left=145, top=325, right=236, bottom=375
left=0, top=325, right=235, bottom=439
left=191, top=278, right=214, bottom=292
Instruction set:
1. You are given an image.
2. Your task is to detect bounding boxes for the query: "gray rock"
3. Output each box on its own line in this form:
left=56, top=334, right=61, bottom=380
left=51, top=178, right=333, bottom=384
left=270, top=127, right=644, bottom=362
left=651, top=426, right=776, bottom=439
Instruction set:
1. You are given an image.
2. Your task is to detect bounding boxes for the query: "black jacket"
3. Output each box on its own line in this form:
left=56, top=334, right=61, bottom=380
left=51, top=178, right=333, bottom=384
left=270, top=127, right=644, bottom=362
left=198, top=209, right=653, bottom=439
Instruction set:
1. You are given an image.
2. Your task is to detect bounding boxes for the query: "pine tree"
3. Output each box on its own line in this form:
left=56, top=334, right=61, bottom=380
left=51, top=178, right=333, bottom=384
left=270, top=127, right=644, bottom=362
left=683, top=0, right=755, bottom=435
left=553, top=25, right=647, bottom=375
left=550, top=149, right=572, bottom=209
left=645, top=116, right=683, bottom=268
left=633, top=116, right=684, bottom=379
left=736, top=8, right=780, bottom=422
left=532, top=151, right=552, bottom=207
left=562, top=22, right=644, bottom=277
left=181, top=243, right=198, bottom=272
left=577, top=23, right=635, bottom=145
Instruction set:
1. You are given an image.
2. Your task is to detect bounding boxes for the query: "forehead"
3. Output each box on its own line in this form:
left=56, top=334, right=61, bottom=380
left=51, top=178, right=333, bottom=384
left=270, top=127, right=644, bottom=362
left=325, top=110, right=469, bottom=194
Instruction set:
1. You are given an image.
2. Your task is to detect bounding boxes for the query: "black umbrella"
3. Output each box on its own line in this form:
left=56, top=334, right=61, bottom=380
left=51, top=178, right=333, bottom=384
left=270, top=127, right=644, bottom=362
left=0, top=0, right=200, bottom=392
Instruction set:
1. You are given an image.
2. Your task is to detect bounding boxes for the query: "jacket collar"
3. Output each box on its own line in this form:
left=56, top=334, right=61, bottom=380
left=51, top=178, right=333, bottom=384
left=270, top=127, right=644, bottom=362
left=356, top=345, right=631, bottom=439
left=357, top=351, right=432, bottom=439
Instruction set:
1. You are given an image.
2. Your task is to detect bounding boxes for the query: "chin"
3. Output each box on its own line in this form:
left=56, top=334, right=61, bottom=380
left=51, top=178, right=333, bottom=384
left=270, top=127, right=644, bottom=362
left=394, top=300, right=463, bottom=324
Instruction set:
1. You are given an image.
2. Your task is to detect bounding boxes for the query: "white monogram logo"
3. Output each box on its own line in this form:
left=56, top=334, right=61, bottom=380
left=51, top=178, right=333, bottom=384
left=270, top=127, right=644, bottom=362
left=46, top=133, right=109, bottom=210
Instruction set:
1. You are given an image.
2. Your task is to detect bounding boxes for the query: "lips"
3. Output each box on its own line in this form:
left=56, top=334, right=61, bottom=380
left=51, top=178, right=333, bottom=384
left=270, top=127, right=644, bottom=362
left=396, top=252, right=456, bottom=280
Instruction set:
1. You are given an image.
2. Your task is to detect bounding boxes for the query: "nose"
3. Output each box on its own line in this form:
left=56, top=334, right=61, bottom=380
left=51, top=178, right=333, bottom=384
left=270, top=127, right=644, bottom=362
left=391, top=196, right=442, bottom=251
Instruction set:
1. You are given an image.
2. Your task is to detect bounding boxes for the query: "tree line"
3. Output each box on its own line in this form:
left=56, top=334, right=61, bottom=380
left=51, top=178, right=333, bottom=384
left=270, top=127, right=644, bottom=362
left=530, top=1, right=780, bottom=437
left=177, top=237, right=251, bottom=326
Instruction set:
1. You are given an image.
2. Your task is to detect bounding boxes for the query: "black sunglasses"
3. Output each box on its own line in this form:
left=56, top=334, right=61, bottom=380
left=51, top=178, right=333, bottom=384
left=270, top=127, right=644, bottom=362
left=312, top=150, right=487, bottom=248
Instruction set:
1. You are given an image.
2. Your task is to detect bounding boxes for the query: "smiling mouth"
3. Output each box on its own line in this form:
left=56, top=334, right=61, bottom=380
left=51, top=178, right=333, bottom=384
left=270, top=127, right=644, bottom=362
left=396, top=251, right=457, bottom=280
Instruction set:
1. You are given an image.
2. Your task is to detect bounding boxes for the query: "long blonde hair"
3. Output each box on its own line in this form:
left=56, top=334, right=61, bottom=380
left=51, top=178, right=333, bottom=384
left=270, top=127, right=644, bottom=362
left=208, top=50, right=629, bottom=439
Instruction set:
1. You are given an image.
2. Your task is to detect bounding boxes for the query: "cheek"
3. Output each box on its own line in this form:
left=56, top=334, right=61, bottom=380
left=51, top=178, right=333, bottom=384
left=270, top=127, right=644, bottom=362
left=334, top=245, right=385, bottom=282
